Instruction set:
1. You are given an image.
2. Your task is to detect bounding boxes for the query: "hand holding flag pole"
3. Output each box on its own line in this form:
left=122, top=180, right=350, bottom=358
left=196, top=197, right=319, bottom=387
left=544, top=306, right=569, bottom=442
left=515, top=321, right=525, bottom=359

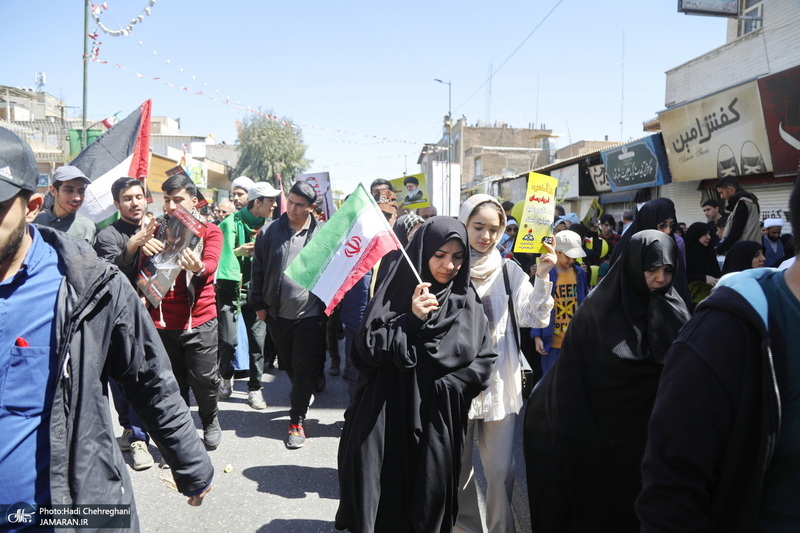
left=284, top=183, right=421, bottom=315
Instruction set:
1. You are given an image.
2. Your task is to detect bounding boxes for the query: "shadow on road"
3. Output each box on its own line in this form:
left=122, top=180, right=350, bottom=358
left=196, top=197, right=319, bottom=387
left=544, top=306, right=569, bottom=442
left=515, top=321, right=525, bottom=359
left=243, top=464, right=339, bottom=499
left=256, top=518, right=337, bottom=532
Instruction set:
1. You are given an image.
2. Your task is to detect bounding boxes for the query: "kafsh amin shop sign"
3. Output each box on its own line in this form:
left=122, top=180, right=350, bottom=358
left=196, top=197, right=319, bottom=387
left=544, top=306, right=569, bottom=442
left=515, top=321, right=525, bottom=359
left=659, top=80, right=772, bottom=182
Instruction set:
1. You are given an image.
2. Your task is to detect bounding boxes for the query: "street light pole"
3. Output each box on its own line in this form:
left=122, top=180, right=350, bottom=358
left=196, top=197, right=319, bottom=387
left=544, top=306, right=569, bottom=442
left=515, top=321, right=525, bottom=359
left=434, top=79, right=451, bottom=215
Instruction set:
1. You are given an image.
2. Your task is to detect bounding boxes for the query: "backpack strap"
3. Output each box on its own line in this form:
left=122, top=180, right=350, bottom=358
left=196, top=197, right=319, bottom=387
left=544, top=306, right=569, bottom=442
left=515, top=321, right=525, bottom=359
left=502, top=261, right=532, bottom=372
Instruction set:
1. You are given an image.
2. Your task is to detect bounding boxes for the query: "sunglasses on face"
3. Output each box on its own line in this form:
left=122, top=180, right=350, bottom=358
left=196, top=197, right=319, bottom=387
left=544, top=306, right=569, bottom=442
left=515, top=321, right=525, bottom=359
left=657, top=220, right=676, bottom=230
left=506, top=227, right=518, bottom=234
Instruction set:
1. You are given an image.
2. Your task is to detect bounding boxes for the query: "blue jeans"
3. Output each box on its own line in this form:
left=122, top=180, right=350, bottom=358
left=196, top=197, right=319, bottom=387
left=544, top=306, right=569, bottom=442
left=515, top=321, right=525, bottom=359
left=109, top=379, right=148, bottom=443
left=541, top=347, right=561, bottom=376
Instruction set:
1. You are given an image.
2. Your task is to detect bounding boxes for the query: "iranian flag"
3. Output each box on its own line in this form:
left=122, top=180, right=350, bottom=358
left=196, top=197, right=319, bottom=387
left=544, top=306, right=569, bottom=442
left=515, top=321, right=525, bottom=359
left=73, top=99, right=152, bottom=224
left=285, top=182, right=402, bottom=315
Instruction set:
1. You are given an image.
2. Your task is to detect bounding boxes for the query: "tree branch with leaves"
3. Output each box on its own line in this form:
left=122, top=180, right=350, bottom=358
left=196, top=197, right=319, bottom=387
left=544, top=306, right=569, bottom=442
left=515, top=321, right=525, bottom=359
left=234, top=112, right=311, bottom=190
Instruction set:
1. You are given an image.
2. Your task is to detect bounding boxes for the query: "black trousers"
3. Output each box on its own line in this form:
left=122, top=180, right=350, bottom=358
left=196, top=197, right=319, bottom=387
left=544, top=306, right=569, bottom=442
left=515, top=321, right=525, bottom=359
left=325, top=304, right=342, bottom=362
left=217, top=279, right=273, bottom=390
left=159, top=318, right=219, bottom=424
left=267, top=315, right=326, bottom=424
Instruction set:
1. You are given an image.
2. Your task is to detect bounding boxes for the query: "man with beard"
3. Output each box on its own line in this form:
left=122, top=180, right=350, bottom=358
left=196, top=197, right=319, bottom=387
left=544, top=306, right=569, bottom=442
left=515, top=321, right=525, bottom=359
left=231, top=176, right=255, bottom=211
left=33, top=165, right=96, bottom=244
left=0, top=128, right=212, bottom=528
left=94, top=177, right=157, bottom=470
left=763, top=218, right=785, bottom=268
left=715, top=176, right=761, bottom=255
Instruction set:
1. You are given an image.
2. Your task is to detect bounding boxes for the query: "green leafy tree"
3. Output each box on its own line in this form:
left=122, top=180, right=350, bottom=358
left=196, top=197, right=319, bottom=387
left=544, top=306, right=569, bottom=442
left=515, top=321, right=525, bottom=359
left=234, top=112, right=310, bottom=189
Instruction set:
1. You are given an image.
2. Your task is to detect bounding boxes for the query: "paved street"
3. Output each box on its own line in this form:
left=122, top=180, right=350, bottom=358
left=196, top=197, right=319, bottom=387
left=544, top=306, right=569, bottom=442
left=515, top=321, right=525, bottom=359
left=118, top=363, right=533, bottom=532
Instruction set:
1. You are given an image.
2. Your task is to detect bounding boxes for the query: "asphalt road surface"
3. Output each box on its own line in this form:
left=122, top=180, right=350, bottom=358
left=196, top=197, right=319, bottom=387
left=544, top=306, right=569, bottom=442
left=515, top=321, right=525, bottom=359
left=117, top=362, right=533, bottom=532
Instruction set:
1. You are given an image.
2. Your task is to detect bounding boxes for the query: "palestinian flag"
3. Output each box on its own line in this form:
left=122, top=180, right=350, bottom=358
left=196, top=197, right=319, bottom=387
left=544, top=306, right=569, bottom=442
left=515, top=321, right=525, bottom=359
left=73, top=99, right=152, bottom=225
left=285, top=183, right=401, bottom=315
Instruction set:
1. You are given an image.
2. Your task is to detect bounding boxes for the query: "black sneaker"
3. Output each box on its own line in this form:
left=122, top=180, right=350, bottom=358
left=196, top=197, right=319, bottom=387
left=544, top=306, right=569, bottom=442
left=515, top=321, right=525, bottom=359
left=314, top=375, right=326, bottom=393
left=285, top=423, right=306, bottom=449
left=203, top=417, right=221, bottom=451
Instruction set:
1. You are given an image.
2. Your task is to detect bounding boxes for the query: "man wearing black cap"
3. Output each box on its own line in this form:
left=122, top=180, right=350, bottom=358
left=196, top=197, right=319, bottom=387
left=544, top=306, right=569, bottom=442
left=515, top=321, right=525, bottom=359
left=33, top=165, right=97, bottom=244
left=0, top=127, right=212, bottom=527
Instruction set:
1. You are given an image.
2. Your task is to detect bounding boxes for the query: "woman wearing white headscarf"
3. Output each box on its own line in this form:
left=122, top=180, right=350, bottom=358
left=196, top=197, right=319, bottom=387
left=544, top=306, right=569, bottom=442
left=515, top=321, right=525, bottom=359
left=454, top=194, right=556, bottom=533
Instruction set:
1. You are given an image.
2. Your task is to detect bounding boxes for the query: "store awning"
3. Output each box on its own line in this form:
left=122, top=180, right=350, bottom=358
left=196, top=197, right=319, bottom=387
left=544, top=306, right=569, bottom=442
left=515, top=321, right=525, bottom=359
left=599, top=190, right=638, bottom=204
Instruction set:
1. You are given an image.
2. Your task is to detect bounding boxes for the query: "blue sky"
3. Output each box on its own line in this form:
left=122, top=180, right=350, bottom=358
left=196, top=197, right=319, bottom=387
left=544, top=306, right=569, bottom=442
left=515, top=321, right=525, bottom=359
left=2, top=1, right=728, bottom=194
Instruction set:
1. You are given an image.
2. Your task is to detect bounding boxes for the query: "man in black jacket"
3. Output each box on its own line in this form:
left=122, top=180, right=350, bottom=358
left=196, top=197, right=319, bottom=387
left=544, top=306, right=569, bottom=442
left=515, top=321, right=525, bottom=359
left=637, top=175, right=800, bottom=532
left=0, top=127, right=212, bottom=531
left=94, top=177, right=155, bottom=285
left=714, top=176, right=761, bottom=255
left=251, top=180, right=325, bottom=450
left=94, top=177, right=158, bottom=470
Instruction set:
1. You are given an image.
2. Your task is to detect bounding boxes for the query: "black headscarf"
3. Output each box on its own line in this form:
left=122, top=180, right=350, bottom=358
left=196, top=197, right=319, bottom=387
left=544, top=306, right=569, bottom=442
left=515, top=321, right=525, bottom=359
left=610, top=198, right=676, bottom=265
left=610, top=198, right=691, bottom=306
left=721, top=240, right=764, bottom=275
left=524, top=230, right=690, bottom=532
left=685, top=221, right=722, bottom=282
left=573, top=229, right=690, bottom=366
left=361, top=217, right=478, bottom=357
left=338, top=217, right=496, bottom=533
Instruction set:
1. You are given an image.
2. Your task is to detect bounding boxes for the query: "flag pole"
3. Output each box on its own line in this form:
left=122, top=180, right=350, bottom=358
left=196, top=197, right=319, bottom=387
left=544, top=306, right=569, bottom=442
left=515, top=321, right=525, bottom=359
left=363, top=183, right=423, bottom=285
left=397, top=235, right=423, bottom=285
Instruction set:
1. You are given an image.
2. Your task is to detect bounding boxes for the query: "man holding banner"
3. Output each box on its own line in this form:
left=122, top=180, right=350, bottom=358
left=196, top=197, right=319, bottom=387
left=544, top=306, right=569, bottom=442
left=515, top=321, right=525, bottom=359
left=250, top=181, right=326, bottom=450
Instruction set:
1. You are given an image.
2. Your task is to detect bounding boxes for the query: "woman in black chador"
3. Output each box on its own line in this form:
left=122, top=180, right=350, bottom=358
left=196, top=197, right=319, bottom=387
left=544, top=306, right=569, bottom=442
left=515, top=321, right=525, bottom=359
left=335, top=217, right=496, bottom=533
left=609, top=198, right=691, bottom=306
left=524, top=230, right=690, bottom=532
left=684, top=221, right=722, bottom=304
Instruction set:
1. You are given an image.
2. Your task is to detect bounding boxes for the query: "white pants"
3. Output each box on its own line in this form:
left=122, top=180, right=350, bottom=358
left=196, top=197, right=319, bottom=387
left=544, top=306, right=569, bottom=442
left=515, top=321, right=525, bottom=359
left=454, top=414, right=517, bottom=533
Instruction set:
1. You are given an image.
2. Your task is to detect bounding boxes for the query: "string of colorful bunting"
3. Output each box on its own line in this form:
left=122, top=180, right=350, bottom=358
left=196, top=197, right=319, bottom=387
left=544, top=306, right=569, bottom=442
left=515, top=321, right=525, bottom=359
left=91, top=56, right=447, bottom=150
left=92, top=0, right=157, bottom=37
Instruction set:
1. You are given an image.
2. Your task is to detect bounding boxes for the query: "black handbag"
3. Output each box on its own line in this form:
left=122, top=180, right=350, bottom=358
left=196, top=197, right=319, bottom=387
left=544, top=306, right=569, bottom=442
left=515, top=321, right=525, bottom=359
left=502, top=262, right=535, bottom=399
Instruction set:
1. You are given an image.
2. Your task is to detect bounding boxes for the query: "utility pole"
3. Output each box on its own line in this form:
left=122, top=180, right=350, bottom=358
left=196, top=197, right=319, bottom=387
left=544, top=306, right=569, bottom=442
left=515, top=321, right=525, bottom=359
left=82, top=0, right=89, bottom=149
left=434, top=79, right=451, bottom=215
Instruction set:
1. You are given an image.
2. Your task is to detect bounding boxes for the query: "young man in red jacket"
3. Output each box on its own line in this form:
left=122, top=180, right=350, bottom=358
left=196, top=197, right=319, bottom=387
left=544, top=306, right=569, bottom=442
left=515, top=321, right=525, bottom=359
left=143, top=174, right=223, bottom=450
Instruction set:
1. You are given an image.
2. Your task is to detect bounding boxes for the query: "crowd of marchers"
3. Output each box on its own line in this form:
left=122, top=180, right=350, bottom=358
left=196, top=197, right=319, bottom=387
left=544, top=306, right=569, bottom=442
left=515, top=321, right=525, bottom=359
left=2, top=123, right=800, bottom=533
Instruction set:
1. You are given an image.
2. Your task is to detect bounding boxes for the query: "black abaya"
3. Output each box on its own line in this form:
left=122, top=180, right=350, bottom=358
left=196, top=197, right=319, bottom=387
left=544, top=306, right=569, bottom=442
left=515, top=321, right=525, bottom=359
left=685, top=222, right=722, bottom=303
left=524, top=230, right=690, bottom=533
left=335, top=217, right=496, bottom=533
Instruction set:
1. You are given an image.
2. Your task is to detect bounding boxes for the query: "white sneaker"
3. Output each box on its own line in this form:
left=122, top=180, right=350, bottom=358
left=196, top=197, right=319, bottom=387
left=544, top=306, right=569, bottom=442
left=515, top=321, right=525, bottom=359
left=130, top=441, right=154, bottom=471
left=248, top=390, right=266, bottom=410
left=219, top=378, right=233, bottom=399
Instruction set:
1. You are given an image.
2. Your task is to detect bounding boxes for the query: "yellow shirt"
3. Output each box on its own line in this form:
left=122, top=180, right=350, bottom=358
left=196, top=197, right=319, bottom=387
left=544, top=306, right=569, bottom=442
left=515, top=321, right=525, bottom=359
left=552, top=268, right=578, bottom=349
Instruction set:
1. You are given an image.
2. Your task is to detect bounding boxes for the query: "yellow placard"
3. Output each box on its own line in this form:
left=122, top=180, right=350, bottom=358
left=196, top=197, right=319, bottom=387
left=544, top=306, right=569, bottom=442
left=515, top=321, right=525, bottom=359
left=513, top=172, right=558, bottom=254
left=581, top=197, right=604, bottom=227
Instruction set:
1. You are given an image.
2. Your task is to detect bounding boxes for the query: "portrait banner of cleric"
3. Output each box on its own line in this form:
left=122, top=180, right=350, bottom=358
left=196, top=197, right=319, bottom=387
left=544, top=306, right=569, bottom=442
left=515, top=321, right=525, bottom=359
left=390, top=173, right=430, bottom=209
left=0, top=127, right=213, bottom=531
